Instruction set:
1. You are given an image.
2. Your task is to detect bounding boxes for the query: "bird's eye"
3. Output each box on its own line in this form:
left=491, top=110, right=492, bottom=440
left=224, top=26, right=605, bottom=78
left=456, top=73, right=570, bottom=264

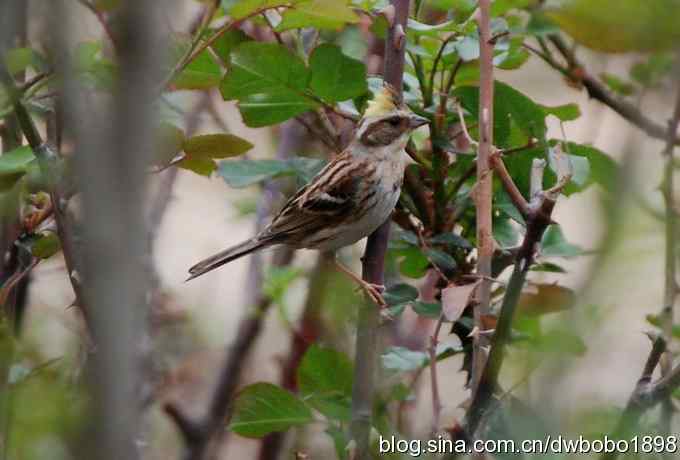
left=387, top=116, right=401, bottom=126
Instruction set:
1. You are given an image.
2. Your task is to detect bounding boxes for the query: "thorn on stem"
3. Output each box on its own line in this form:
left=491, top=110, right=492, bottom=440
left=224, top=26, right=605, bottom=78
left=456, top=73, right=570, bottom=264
left=393, top=24, right=405, bottom=50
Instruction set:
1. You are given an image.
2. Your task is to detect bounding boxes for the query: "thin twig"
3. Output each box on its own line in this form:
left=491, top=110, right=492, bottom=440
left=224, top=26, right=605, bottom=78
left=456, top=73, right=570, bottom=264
left=599, top=336, right=680, bottom=460
left=466, top=157, right=571, bottom=438
left=159, top=2, right=269, bottom=92
left=454, top=101, right=478, bottom=148
left=427, top=34, right=458, bottom=105
left=489, top=150, right=530, bottom=217
left=527, top=35, right=676, bottom=144
left=76, top=0, right=119, bottom=52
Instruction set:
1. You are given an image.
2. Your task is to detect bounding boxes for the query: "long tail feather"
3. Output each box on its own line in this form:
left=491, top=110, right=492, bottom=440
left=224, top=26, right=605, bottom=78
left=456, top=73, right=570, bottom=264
left=187, top=238, right=269, bottom=281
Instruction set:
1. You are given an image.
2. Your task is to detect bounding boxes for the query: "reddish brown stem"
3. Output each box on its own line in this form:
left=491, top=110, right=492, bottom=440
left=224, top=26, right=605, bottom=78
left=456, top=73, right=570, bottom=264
left=471, top=0, right=495, bottom=394
left=350, top=2, right=410, bottom=459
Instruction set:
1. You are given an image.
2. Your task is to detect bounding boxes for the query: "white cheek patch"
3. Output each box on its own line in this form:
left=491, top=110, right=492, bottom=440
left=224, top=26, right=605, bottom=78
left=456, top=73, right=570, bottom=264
left=317, top=192, right=346, bottom=204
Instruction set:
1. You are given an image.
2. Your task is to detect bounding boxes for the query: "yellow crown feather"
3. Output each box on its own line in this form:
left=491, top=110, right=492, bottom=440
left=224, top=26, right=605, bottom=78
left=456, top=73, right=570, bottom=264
left=364, top=85, right=399, bottom=117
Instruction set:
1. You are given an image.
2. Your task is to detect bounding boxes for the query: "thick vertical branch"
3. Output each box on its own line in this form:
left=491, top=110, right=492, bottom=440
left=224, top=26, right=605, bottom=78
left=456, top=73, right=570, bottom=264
left=658, top=72, right=680, bottom=434
left=350, top=1, right=409, bottom=458
left=466, top=158, right=567, bottom=438
left=471, top=0, right=495, bottom=393
left=54, top=0, right=165, bottom=458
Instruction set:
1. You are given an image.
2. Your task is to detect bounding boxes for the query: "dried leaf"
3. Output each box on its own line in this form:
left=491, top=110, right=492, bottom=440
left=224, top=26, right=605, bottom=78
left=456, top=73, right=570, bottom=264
left=517, top=284, right=575, bottom=316
left=441, top=281, right=479, bottom=322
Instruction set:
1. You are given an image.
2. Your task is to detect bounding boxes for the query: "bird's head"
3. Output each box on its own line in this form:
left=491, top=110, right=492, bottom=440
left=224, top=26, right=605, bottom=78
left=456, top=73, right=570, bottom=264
left=355, top=84, right=428, bottom=149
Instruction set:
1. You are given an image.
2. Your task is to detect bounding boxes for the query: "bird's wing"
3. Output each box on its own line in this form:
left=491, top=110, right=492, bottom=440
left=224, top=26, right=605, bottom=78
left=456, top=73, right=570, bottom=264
left=263, top=153, right=372, bottom=242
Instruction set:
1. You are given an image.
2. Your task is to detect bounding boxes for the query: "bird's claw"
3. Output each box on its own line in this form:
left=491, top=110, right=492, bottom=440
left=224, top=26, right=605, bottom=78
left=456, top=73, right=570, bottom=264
left=355, top=282, right=386, bottom=307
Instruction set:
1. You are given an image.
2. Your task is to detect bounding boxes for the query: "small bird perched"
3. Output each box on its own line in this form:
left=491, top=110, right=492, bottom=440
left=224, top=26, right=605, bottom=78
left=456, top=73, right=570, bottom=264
left=188, top=85, right=428, bottom=304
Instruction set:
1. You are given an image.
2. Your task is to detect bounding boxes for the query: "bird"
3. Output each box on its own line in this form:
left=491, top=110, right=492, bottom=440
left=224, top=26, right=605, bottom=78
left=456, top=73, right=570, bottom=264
left=187, top=85, right=428, bottom=305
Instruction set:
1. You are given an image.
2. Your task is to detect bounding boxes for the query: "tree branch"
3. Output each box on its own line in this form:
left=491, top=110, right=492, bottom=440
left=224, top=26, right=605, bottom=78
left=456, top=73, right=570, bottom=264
left=466, top=157, right=570, bottom=438
left=528, top=35, right=676, bottom=143
left=599, top=336, right=680, bottom=460
left=54, top=0, right=166, bottom=457
left=0, top=14, right=89, bottom=329
left=470, top=0, right=495, bottom=394
left=657, top=60, right=680, bottom=436
left=350, top=2, right=409, bottom=459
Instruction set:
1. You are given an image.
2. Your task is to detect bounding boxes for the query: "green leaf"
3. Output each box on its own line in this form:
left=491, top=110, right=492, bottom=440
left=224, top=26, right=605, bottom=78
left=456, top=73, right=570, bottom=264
left=155, top=123, right=185, bottom=165
left=382, top=346, right=428, bottom=372
left=496, top=189, right=526, bottom=225
left=490, top=0, right=531, bottom=16
left=263, top=266, right=303, bottom=302
left=412, top=301, right=442, bottom=318
left=74, top=41, right=116, bottom=89
left=407, top=19, right=461, bottom=37
left=599, top=73, right=635, bottom=96
left=547, top=147, right=590, bottom=188
left=454, top=36, right=480, bottom=62
left=228, top=0, right=293, bottom=20
left=453, top=81, right=546, bottom=148
left=525, top=11, right=560, bottom=36
left=4, top=48, right=45, bottom=75
left=495, top=37, right=530, bottom=70
left=21, top=232, right=61, bottom=259
left=541, top=103, right=581, bottom=122
left=181, top=158, right=218, bottom=177
left=430, top=0, right=476, bottom=21
left=503, top=140, right=616, bottom=197
left=220, top=42, right=319, bottom=126
left=217, top=158, right=325, bottom=188
left=0, top=146, right=35, bottom=177
left=391, top=246, right=429, bottom=279
left=93, top=0, right=120, bottom=11
left=539, top=328, right=587, bottom=356
left=531, top=262, right=566, bottom=273
left=309, top=44, right=367, bottom=102
left=211, top=29, right=250, bottom=65
left=277, top=0, right=359, bottom=31
left=430, top=233, right=473, bottom=250
left=326, top=426, right=351, bottom=460
left=0, top=146, right=36, bottom=190
left=562, top=141, right=618, bottom=192
left=297, top=345, right=353, bottom=420
left=540, top=224, right=583, bottom=258
left=383, top=283, right=418, bottom=306
left=425, top=248, right=457, bottom=272
left=630, top=53, right=674, bottom=88
left=171, top=39, right=222, bottom=90
left=493, top=217, right=519, bottom=249
left=229, top=383, right=313, bottom=438
left=183, top=134, right=253, bottom=159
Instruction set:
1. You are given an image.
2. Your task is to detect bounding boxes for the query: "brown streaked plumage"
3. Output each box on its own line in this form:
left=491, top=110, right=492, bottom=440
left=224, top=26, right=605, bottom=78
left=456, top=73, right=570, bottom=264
left=187, top=85, right=428, bottom=282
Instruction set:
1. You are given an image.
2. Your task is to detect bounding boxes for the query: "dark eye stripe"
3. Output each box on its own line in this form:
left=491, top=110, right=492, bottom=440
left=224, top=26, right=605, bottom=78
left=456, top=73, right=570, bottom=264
left=360, top=117, right=407, bottom=146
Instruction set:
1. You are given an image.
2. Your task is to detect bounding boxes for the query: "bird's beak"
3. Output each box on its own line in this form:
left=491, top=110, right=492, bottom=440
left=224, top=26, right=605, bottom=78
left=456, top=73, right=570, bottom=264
left=409, top=114, right=429, bottom=130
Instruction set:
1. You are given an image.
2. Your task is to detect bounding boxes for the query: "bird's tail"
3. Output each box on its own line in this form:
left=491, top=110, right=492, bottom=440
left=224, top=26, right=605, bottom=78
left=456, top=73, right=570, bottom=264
left=187, top=238, right=269, bottom=281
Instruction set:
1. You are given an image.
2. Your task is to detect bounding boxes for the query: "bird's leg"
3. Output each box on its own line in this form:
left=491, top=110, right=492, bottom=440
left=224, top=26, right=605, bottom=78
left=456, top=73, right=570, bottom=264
left=333, top=257, right=386, bottom=307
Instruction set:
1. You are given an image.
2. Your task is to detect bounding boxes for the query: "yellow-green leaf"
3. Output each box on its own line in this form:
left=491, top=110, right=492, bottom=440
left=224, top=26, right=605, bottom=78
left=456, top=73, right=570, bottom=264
left=545, top=0, right=680, bottom=52
left=182, top=134, right=253, bottom=159
left=277, top=0, right=359, bottom=31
